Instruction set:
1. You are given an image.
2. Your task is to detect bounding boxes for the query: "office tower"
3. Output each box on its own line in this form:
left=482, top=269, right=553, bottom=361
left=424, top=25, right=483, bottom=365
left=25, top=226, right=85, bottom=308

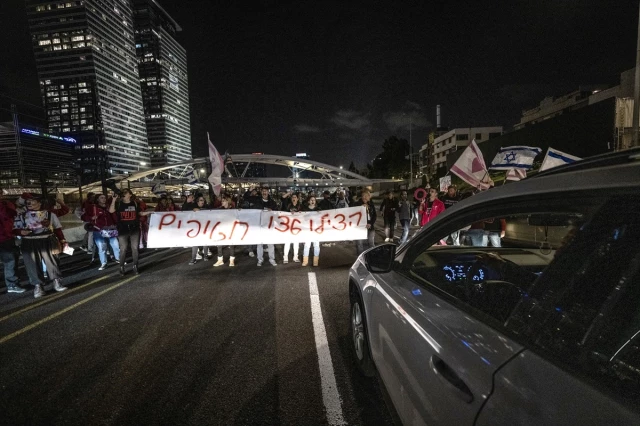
left=27, top=0, right=150, bottom=183
left=133, top=0, right=191, bottom=167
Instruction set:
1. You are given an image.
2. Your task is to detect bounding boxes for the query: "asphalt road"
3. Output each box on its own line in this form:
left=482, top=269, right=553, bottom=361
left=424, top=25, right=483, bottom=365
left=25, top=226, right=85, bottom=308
left=0, top=232, right=403, bottom=425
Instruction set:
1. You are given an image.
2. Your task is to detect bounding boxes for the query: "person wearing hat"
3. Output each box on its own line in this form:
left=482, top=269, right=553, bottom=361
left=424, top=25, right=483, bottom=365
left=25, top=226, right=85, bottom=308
left=317, top=190, right=334, bottom=211
left=13, top=195, right=68, bottom=298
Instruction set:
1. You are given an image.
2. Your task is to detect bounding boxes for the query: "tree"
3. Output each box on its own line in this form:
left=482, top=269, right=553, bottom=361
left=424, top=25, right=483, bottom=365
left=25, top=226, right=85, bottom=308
left=348, top=161, right=359, bottom=175
left=369, top=136, right=410, bottom=179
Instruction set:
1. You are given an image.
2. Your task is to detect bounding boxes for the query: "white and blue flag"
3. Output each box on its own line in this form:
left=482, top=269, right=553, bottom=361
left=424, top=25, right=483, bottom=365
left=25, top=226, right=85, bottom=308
left=151, top=181, right=166, bottom=196
left=539, top=147, right=581, bottom=171
left=185, top=169, right=199, bottom=185
left=490, top=146, right=542, bottom=170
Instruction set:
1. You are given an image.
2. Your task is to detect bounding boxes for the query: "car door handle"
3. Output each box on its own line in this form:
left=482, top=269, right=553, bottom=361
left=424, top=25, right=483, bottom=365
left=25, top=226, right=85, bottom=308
left=430, top=355, right=474, bottom=403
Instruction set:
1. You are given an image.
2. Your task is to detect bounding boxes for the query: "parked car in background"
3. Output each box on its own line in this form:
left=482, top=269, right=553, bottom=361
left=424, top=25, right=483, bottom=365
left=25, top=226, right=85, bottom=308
left=349, top=148, right=640, bottom=425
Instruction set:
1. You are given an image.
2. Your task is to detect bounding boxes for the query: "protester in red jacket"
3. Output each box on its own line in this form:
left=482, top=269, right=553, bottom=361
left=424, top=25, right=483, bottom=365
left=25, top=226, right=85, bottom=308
left=418, top=188, right=446, bottom=227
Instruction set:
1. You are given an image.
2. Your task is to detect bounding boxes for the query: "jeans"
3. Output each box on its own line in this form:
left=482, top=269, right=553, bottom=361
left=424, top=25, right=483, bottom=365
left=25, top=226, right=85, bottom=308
left=118, top=230, right=140, bottom=265
left=217, top=245, right=235, bottom=257
left=487, top=232, right=502, bottom=247
left=399, top=219, right=411, bottom=245
left=303, top=241, right=320, bottom=257
left=257, top=244, right=275, bottom=262
left=83, top=228, right=95, bottom=251
left=0, top=244, right=20, bottom=288
left=94, top=231, right=120, bottom=265
left=384, top=216, right=396, bottom=239
left=284, top=242, right=299, bottom=260
left=467, top=229, right=488, bottom=247
left=356, top=229, right=376, bottom=255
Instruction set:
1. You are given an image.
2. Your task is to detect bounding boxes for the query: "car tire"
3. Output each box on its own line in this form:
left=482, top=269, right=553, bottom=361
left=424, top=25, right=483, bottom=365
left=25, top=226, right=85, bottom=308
left=350, top=289, right=376, bottom=377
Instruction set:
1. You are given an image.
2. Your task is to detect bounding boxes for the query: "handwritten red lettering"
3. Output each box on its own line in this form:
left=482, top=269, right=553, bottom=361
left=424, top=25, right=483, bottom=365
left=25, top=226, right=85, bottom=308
left=208, top=222, right=221, bottom=240
left=186, top=220, right=202, bottom=238
left=158, top=213, right=177, bottom=230
left=290, top=218, right=302, bottom=235
left=178, top=220, right=182, bottom=229
left=274, top=215, right=290, bottom=233
left=203, top=220, right=211, bottom=235
left=268, top=216, right=274, bottom=229
left=332, top=213, right=347, bottom=231
left=230, top=221, right=250, bottom=240
left=349, top=212, right=363, bottom=226
left=315, top=213, right=330, bottom=234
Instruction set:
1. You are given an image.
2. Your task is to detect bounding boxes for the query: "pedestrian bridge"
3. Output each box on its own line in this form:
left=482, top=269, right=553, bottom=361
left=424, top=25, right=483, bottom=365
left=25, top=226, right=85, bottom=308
left=65, top=153, right=398, bottom=196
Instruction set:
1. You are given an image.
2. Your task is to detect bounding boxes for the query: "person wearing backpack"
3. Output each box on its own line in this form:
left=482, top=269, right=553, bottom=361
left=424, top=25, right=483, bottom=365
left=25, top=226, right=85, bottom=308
left=109, top=189, right=151, bottom=275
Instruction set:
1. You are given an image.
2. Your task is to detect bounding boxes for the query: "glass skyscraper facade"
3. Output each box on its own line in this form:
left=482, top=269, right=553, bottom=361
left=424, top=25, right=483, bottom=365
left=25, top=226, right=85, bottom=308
left=133, top=0, right=191, bottom=168
left=27, top=0, right=151, bottom=182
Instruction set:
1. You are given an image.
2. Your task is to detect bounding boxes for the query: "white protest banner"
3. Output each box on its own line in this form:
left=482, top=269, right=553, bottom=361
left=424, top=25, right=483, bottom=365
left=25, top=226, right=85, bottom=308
left=147, top=206, right=368, bottom=248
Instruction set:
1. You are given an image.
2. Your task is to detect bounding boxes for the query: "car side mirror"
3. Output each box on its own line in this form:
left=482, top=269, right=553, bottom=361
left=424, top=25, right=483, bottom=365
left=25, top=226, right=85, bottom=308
left=364, top=244, right=396, bottom=273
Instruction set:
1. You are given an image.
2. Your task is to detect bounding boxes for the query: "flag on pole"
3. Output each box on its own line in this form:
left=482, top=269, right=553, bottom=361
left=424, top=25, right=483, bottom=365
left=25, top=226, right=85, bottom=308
left=505, top=168, right=527, bottom=181
left=185, top=169, right=198, bottom=185
left=207, top=132, right=224, bottom=196
left=539, top=147, right=581, bottom=171
left=489, top=146, right=542, bottom=170
left=151, top=181, right=166, bottom=196
left=450, top=139, right=494, bottom=190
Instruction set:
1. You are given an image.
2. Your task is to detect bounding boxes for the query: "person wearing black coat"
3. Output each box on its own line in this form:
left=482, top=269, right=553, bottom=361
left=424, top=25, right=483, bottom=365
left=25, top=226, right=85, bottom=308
left=188, top=196, right=211, bottom=265
left=255, top=187, right=278, bottom=266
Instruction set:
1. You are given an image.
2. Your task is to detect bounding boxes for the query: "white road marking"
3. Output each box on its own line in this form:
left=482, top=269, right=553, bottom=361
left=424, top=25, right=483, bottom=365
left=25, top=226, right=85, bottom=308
left=308, top=272, right=347, bottom=426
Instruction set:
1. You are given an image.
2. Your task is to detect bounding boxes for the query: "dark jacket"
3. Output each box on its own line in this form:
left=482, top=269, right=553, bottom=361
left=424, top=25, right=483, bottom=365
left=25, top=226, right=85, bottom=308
left=283, top=200, right=303, bottom=213
left=0, top=200, right=16, bottom=245
left=253, top=197, right=278, bottom=211
left=353, top=199, right=376, bottom=227
left=380, top=197, right=397, bottom=218
left=441, top=194, right=461, bottom=210
left=181, top=202, right=197, bottom=211
left=86, top=203, right=117, bottom=230
left=318, top=197, right=334, bottom=211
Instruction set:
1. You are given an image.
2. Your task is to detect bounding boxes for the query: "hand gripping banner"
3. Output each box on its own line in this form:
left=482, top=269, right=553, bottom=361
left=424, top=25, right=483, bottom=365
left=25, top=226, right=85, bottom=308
left=147, top=206, right=368, bottom=248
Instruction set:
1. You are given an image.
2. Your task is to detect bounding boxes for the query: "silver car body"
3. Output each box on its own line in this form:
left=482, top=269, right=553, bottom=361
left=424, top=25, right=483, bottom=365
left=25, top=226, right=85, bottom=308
left=349, top=153, right=640, bottom=425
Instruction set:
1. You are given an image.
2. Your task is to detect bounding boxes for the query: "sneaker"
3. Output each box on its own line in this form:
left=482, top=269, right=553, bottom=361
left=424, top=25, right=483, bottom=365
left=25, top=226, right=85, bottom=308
left=7, top=286, right=26, bottom=294
left=213, top=258, right=224, bottom=267
left=80, top=245, right=88, bottom=252
left=53, top=279, right=68, bottom=292
left=195, top=253, right=203, bottom=260
left=189, top=259, right=197, bottom=265
left=229, top=257, right=235, bottom=267
left=203, top=256, right=210, bottom=261
left=33, top=284, right=45, bottom=298
left=86, top=250, right=93, bottom=255
left=248, top=251, right=255, bottom=258
left=269, top=260, right=277, bottom=266
left=257, top=260, right=263, bottom=266
left=98, top=263, right=108, bottom=271
left=384, top=238, right=390, bottom=242
left=283, top=259, right=288, bottom=264
left=293, top=256, right=300, bottom=263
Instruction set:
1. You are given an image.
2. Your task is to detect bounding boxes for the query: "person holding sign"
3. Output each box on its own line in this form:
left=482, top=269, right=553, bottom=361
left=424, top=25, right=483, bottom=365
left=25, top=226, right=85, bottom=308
left=109, top=189, right=151, bottom=275
left=282, top=192, right=303, bottom=264
left=301, top=195, right=321, bottom=266
left=189, top=196, right=212, bottom=265
left=13, top=194, right=68, bottom=298
left=256, top=187, right=278, bottom=266
left=213, top=194, right=237, bottom=267
left=354, top=190, right=377, bottom=255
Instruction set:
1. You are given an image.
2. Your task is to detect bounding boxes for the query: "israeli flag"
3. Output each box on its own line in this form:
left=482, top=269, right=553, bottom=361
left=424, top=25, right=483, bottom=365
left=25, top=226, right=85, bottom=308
left=151, top=181, right=166, bottom=196
left=490, top=146, right=542, bottom=170
left=185, top=169, right=198, bottom=185
left=540, top=148, right=581, bottom=171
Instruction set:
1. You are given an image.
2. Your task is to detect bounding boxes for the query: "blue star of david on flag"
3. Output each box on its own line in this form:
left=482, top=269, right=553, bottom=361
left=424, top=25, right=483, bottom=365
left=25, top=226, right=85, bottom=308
left=490, top=146, right=541, bottom=170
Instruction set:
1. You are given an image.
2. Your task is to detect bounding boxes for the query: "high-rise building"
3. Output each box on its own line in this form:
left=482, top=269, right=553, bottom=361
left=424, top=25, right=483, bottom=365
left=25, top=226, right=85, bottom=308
left=133, top=0, right=191, bottom=167
left=26, top=0, right=150, bottom=182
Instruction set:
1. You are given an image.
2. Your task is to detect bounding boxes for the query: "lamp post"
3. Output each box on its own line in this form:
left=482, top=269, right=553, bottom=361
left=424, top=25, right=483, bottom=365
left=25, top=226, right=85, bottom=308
left=409, top=116, right=413, bottom=186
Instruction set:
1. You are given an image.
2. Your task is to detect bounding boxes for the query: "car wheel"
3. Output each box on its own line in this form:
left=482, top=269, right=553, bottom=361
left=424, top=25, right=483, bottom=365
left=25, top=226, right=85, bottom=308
left=351, top=290, right=376, bottom=377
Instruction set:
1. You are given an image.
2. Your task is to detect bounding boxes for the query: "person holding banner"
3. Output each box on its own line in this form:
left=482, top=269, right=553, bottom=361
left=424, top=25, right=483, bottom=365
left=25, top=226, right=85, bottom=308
left=188, top=196, right=212, bottom=265
left=282, top=192, right=303, bottom=264
left=213, top=194, right=236, bottom=267
left=109, top=189, right=151, bottom=275
left=301, top=195, right=321, bottom=266
left=256, top=187, right=278, bottom=266
left=354, top=190, right=376, bottom=255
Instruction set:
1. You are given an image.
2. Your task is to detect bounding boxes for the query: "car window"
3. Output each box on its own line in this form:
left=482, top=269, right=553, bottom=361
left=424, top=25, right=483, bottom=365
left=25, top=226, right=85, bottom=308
left=408, top=211, right=583, bottom=323
left=505, top=195, right=640, bottom=402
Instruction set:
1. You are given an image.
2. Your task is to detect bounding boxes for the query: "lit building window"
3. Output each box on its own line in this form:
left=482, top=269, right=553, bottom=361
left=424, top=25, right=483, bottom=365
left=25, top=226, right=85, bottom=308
left=39, top=40, right=51, bottom=46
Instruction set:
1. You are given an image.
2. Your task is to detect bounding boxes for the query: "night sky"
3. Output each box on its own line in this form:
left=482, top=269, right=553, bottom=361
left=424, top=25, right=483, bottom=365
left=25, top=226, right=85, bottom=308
left=1, top=0, right=637, bottom=170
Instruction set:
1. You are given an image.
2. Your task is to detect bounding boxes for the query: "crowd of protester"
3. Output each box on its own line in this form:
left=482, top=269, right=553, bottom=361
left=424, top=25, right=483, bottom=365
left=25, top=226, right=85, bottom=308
left=1, top=182, right=501, bottom=299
